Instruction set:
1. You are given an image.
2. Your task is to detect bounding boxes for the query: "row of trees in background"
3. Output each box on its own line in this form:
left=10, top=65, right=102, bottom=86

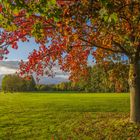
left=2, top=62, right=129, bottom=93
left=79, top=62, right=129, bottom=93
left=37, top=62, right=129, bottom=93
left=2, top=75, right=36, bottom=92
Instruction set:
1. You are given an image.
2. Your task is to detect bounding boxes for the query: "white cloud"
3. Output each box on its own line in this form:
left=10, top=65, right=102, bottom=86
left=0, top=58, right=28, bottom=63
left=55, top=74, right=69, bottom=79
left=0, top=66, right=17, bottom=75
left=0, top=61, right=69, bottom=84
left=3, top=59, right=20, bottom=62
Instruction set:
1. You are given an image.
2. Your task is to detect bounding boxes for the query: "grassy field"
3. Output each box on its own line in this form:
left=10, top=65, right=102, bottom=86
left=0, top=93, right=140, bottom=140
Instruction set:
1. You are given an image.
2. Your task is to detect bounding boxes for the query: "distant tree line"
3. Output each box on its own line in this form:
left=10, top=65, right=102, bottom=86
left=2, top=74, right=36, bottom=92
left=2, top=62, right=129, bottom=93
left=36, top=62, right=129, bottom=93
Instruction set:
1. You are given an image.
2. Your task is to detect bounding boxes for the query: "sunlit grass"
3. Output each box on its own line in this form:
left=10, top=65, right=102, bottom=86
left=0, top=93, right=139, bottom=139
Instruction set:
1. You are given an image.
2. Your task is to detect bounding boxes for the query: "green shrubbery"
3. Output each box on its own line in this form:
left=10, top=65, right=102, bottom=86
left=36, top=84, right=56, bottom=91
left=2, top=74, right=36, bottom=92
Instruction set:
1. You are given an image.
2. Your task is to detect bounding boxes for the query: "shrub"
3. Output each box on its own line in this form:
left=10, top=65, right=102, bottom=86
left=2, top=74, right=36, bottom=92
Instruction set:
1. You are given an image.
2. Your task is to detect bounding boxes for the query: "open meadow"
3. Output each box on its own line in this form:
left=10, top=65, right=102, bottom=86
left=0, top=93, right=140, bottom=140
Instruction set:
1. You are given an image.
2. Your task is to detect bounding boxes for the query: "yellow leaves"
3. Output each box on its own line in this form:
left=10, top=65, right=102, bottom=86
left=65, top=19, right=69, bottom=25
left=13, top=8, right=19, bottom=16
left=63, top=30, right=68, bottom=36
left=64, top=18, right=71, bottom=25
left=0, top=13, right=3, bottom=20
left=6, top=24, right=17, bottom=32
left=102, top=38, right=111, bottom=46
left=67, top=34, right=79, bottom=43
left=81, top=0, right=89, bottom=4
left=96, top=49, right=105, bottom=58
left=73, top=34, right=79, bottom=40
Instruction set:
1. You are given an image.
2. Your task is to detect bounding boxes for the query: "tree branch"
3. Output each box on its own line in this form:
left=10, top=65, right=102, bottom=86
left=112, top=41, right=131, bottom=56
left=79, top=37, right=123, bottom=53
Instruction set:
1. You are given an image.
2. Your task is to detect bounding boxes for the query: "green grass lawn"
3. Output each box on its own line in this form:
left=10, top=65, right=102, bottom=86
left=0, top=93, right=140, bottom=140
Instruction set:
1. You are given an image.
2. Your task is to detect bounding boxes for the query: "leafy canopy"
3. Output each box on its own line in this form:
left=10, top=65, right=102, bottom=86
left=0, top=0, right=139, bottom=81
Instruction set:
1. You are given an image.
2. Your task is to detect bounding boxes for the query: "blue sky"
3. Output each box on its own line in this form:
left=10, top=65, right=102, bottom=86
left=7, top=38, right=40, bottom=60
left=0, top=38, right=69, bottom=84
left=7, top=37, right=94, bottom=64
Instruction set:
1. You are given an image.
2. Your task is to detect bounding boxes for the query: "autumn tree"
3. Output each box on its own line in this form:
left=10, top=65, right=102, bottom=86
left=0, top=0, right=140, bottom=123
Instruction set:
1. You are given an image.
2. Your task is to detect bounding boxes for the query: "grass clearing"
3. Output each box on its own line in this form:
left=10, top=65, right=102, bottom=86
left=0, top=93, right=140, bottom=139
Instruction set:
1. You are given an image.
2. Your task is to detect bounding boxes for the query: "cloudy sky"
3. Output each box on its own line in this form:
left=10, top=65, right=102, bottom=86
left=0, top=36, right=94, bottom=84
left=0, top=38, right=69, bottom=84
left=0, top=38, right=37, bottom=77
left=0, top=60, right=69, bottom=85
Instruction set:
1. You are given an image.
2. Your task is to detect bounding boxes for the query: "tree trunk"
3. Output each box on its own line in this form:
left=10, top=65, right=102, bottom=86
left=129, top=60, right=140, bottom=123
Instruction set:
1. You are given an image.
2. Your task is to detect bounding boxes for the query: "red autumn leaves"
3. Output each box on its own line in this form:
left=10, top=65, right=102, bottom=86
left=11, top=42, right=18, bottom=49
left=0, top=4, right=2, bottom=13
